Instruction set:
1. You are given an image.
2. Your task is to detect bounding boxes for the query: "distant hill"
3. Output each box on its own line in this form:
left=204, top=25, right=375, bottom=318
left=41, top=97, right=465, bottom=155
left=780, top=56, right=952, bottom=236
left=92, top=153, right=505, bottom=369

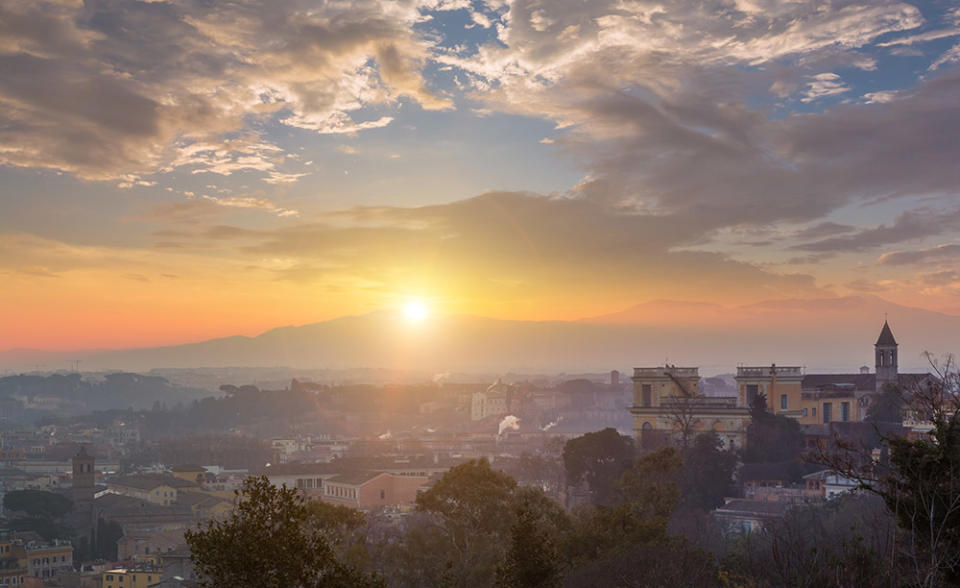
left=1, top=295, right=957, bottom=374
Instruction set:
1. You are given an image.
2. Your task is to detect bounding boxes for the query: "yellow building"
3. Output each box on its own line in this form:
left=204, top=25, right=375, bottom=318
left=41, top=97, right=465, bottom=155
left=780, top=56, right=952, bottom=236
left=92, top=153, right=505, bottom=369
left=735, top=365, right=804, bottom=418
left=0, top=540, right=28, bottom=586
left=170, top=464, right=207, bottom=486
left=102, top=562, right=162, bottom=588
left=25, top=539, right=73, bottom=581
left=108, top=473, right=196, bottom=506
left=631, top=366, right=750, bottom=449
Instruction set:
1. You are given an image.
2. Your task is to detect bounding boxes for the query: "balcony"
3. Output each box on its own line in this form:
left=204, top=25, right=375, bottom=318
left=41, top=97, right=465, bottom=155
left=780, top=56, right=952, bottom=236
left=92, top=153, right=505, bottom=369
left=659, top=396, right=738, bottom=409
left=737, top=365, right=803, bottom=378
left=633, top=366, right=699, bottom=379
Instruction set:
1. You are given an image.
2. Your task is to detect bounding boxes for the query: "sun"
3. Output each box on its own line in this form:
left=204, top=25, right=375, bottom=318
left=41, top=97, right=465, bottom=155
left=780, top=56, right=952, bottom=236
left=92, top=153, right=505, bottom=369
left=404, top=301, right=428, bottom=322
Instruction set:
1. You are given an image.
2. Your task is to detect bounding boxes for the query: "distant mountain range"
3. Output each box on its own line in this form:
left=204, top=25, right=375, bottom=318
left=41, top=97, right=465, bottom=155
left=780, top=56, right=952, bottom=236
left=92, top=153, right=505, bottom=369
left=2, top=295, right=957, bottom=375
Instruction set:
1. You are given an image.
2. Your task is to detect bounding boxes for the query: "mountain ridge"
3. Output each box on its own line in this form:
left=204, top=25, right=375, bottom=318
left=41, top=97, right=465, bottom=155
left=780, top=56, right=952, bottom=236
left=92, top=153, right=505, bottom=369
left=2, top=295, right=957, bottom=374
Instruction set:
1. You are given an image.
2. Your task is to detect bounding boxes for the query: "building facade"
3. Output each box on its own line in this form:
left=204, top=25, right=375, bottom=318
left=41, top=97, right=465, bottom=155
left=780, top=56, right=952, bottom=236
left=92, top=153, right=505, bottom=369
left=734, top=365, right=804, bottom=418
left=321, top=472, right=428, bottom=510
left=631, top=366, right=750, bottom=449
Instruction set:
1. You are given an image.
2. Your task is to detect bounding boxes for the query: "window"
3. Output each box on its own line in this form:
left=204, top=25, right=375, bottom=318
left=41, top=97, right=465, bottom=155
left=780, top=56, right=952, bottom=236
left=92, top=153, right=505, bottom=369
left=802, top=408, right=808, bottom=416
left=812, top=407, right=817, bottom=417
left=841, top=402, right=850, bottom=422
left=380, top=490, right=385, bottom=500
left=780, top=394, right=788, bottom=410
left=823, top=402, right=832, bottom=424
left=641, top=384, right=652, bottom=407
left=746, top=384, right=759, bottom=405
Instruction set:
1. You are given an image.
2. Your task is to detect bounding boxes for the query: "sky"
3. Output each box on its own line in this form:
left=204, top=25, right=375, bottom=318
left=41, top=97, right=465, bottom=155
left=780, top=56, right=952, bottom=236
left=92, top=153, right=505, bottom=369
left=2, top=0, right=960, bottom=351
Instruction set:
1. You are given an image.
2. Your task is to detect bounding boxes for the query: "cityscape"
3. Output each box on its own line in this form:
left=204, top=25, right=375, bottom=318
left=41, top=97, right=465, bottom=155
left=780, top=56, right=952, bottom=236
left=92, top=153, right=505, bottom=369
left=1, top=0, right=960, bottom=586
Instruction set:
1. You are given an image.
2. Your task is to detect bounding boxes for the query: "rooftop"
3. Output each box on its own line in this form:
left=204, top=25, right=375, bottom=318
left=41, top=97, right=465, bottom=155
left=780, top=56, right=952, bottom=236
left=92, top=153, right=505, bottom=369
left=715, top=499, right=789, bottom=517
left=737, top=365, right=803, bottom=378
left=109, top=473, right=197, bottom=491
left=633, top=366, right=699, bottom=378
left=876, top=320, right=897, bottom=346
left=326, top=471, right=388, bottom=486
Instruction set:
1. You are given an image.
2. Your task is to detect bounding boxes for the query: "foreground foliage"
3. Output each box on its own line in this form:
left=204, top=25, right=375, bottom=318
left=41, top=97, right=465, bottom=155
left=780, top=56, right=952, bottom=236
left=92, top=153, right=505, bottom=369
left=185, top=476, right=380, bottom=588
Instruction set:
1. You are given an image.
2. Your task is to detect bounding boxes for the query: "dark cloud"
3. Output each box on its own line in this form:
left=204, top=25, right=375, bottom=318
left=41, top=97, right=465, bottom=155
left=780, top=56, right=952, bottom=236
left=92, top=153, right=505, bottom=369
left=796, top=207, right=960, bottom=252
left=441, top=0, right=960, bottom=244
left=792, top=222, right=858, bottom=240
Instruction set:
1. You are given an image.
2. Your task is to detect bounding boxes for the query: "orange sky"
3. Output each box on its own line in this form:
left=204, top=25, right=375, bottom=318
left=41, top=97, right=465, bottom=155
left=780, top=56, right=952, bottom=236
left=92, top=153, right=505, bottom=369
left=2, top=1, right=960, bottom=352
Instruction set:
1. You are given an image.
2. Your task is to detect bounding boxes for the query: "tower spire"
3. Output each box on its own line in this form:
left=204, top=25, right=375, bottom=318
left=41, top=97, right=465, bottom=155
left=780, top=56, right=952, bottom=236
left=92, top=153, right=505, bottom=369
left=875, top=319, right=898, bottom=391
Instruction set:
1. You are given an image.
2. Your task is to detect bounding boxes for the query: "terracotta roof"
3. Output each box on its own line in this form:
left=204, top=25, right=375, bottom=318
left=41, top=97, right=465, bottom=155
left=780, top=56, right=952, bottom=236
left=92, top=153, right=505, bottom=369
left=876, top=321, right=897, bottom=346
left=255, top=463, right=343, bottom=476
left=802, top=373, right=875, bottom=391
left=176, top=491, right=230, bottom=508
left=326, top=471, right=387, bottom=486
left=94, top=493, right=192, bottom=517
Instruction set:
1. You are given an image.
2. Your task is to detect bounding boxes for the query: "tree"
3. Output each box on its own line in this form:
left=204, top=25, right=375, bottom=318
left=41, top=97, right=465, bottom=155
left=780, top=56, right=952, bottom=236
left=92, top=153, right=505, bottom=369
left=415, top=458, right=518, bottom=586
left=563, top=428, right=634, bottom=506
left=3, top=490, right=72, bottom=519
left=743, top=393, right=804, bottom=463
left=304, top=500, right=371, bottom=572
left=817, top=355, right=960, bottom=587
left=678, top=432, right=737, bottom=511
left=185, top=476, right=379, bottom=588
left=496, top=487, right=570, bottom=588
left=662, top=375, right=702, bottom=449
left=720, top=494, right=899, bottom=588
left=565, top=447, right=718, bottom=586
left=96, top=518, right=124, bottom=561
left=2, top=490, right=73, bottom=541
left=867, top=382, right=904, bottom=424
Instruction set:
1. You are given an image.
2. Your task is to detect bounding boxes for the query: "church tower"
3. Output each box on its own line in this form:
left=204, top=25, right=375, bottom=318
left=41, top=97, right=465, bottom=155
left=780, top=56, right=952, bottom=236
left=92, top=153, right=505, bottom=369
left=875, top=320, right=899, bottom=391
left=72, top=445, right=95, bottom=508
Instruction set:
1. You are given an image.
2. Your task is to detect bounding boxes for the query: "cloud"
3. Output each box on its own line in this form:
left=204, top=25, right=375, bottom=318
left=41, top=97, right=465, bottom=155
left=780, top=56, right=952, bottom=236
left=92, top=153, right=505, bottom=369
left=143, top=200, right=225, bottom=224
left=200, top=195, right=299, bottom=218
left=175, top=191, right=822, bottom=307
left=424, top=0, right=960, bottom=243
left=920, top=270, right=960, bottom=286
left=0, top=0, right=449, bottom=180
left=878, top=244, right=960, bottom=265
left=796, top=207, right=960, bottom=253
left=877, top=28, right=960, bottom=47
left=801, top=73, right=850, bottom=102
left=791, top=222, right=858, bottom=241
left=863, top=90, right=898, bottom=104
left=930, top=43, right=960, bottom=70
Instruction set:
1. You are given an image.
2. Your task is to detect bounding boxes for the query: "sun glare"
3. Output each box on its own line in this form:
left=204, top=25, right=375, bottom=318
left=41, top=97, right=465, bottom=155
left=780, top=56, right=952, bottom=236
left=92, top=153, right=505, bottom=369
left=404, top=301, right=428, bottom=322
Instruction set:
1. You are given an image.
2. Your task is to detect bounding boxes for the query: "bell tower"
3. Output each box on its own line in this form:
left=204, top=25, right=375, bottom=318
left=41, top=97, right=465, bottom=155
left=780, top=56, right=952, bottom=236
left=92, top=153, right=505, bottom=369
left=72, top=445, right=95, bottom=508
left=875, top=320, right=898, bottom=391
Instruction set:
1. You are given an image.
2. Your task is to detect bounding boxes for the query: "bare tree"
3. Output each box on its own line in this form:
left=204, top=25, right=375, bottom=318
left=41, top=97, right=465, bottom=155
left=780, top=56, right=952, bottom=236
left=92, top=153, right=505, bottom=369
left=813, top=354, right=960, bottom=587
left=663, top=395, right=701, bottom=449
